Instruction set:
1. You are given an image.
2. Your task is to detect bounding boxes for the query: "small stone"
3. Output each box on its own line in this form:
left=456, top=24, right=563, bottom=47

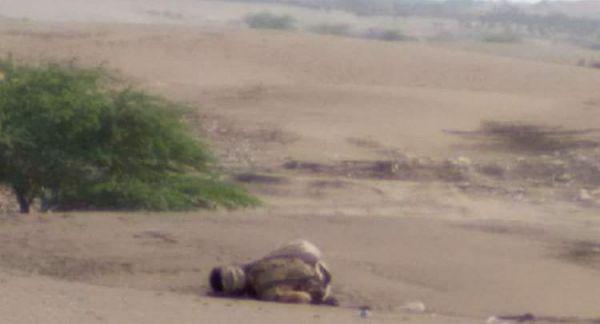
left=402, top=301, right=426, bottom=313
left=486, top=316, right=511, bottom=324
left=456, top=156, right=472, bottom=168
left=359, top=307, right=370, bottom=319
left=554, top=173, right=572, bottom=183
left=579, top=189, right=592, bottom=201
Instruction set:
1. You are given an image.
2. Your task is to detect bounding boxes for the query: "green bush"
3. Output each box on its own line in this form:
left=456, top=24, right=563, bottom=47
left=58, top=175, right=259, bottom=211
left=0, top=58, right=259, bottom=213
left=245, top=12, right=296, bottom=30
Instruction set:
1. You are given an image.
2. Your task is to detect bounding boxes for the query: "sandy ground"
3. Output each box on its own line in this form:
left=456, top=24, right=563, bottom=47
left=1, top=1, right=600, bottom=323
left=0, top=269, right=480, bottom=324
left=1, top=209, right=599, bottom=324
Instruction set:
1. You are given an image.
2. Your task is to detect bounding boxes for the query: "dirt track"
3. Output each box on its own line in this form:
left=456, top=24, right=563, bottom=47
left=1, top=1, right=600, bottom=323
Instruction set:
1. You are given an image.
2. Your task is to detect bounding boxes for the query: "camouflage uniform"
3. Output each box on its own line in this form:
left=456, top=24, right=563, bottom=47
left=245, top=254, right=332, bottom=303
left=210, top=240, right=335, bottom=305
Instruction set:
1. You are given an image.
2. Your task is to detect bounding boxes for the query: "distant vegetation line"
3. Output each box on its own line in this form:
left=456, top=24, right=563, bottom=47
left=217, top=0, right=486, bottom=18
left=475, top=7, right=600, bottom=49
left=220, top=0, right=600, bottom=49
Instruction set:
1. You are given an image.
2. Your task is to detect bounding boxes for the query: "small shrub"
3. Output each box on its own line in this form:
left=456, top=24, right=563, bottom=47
left=481, top=31, right=522, bottom=43
left=244, top=12, right=296, bottom=30
left=478, top=163, right=506, bottom=179
left=478, top=121, right=599, bottom=153
left=363, top=28, right=414, bottom=42
left=309, top=23, right=351, bottom=36
left=445, top=121, right=600, bottom=154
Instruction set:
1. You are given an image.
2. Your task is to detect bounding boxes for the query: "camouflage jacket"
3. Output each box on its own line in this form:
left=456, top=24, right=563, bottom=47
left=243, top=241, right=333, bottom=304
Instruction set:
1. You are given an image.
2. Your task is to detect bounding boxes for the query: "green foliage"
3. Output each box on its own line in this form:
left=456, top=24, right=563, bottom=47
left=245, top=12, right=296, bottom=30
left=58, top=175, right=260, bottom=211
left=0, top=58, right=258, bottom=213
left=0, top=59, right=108, bottom=212
left=93, top=89, right=212, bottom=179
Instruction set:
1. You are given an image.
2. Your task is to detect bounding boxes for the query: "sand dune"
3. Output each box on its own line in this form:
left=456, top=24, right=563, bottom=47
left=2, top=20, right=599, bottom=161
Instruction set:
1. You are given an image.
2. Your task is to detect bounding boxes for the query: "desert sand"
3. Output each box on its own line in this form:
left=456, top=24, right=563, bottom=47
left=0, top=1, right=600, bottom=323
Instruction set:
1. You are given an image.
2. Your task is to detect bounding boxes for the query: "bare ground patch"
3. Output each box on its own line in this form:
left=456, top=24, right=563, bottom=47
left=0, top=29, right=104, bottom=40
left=346, top=137, right=410, bottom=159
left=0, top=253, right=135, bottom=280
left=452, top=122, right=600, bottom=204
left=133, top=230, right=179, bottom=244
left=456, top=221, right=548, bottom=237
left=194, top=113, right=300, bottom=170
left=281, top=144, right=600, bottom=205
left=283, top=158, right=468, bottom=183
left=279, top=121, right=600, bottom=206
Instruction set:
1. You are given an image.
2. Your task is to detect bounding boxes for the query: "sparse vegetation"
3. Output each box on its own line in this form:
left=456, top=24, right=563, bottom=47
left=477, top=121, right=599, bottom=153
left=244, top=12, right=296, bottom=30
left=476, top=7, right=600, bottom=48
left=480, top=31, right=522, bottom=43
left=478, top=9, right=600, bottom=38
left=229, top=0, right=600, bottom=50
left=283, top=158, right=468, bottom=182
left=230, top=0, right=481, bottom=18
left=0, top=58, right=259, bottom=213
left=308, top=23, right=351, bottom=36
left=363, top=28, right=414, bottom=42
left=576, top=58, right=600, bottom=69
left=442, top=121, right=600, bottom=193
left=445, top=121, right=600, bottom=154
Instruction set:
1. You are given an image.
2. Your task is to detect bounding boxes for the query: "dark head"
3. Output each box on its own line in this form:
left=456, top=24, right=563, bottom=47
left=208, top=265, right=247, bottom=295
left=209, top=267, right=224, bottom=292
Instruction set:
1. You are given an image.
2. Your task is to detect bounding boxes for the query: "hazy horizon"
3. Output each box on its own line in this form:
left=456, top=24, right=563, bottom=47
left=473, top=0, right=584, bottom=2
left=484, top=0, right=585, bottom=2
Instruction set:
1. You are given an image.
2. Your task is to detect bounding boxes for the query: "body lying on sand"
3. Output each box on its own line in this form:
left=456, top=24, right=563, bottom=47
left=209, top=240, right=600, bottom=324
left=209, top=240, right=338, bottom=306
